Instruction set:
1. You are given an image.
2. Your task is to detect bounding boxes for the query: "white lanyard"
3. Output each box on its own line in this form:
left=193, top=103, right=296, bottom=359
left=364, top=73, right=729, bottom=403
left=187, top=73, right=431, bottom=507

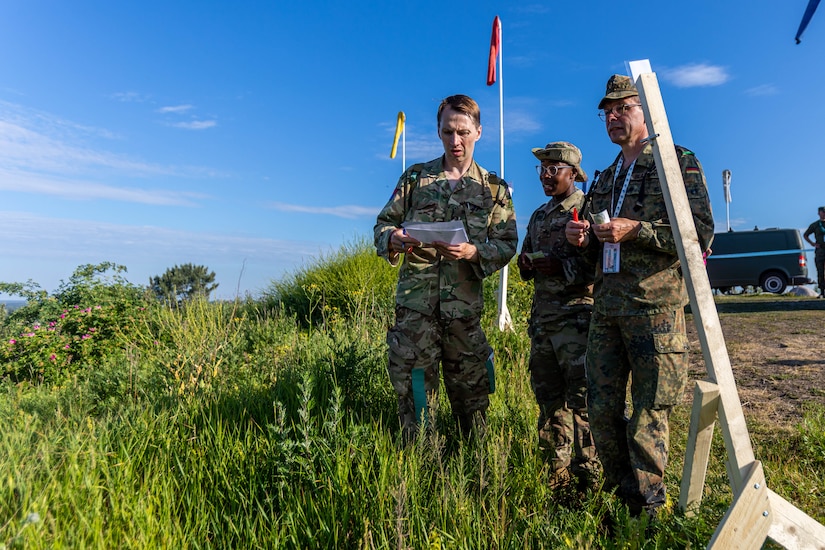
left=611, top=156, right=636, bottom=217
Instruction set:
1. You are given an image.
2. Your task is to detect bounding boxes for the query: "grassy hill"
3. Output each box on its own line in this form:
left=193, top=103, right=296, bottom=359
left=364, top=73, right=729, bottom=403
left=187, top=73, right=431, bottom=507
left=1, top=250, right=822, bottom=548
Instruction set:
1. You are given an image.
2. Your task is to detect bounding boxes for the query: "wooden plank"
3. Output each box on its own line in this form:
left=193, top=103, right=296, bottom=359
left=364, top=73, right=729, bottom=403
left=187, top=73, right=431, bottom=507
left=766, top=490, right=825, bottom=550
left=635, top=72, right=756, bottom=491
left=679, top=380, right=720, bottom=515
left=708, top=461, right=772, bottom=549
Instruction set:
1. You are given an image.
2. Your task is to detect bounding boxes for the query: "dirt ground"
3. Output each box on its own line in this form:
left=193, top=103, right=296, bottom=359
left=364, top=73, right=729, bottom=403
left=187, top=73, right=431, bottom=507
left=684, top=295, right=825, bottom=433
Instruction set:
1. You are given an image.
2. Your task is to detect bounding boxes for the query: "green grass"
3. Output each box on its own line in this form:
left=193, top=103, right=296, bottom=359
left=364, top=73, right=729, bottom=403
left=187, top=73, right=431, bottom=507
left=1, top=250, right=823, bottom=548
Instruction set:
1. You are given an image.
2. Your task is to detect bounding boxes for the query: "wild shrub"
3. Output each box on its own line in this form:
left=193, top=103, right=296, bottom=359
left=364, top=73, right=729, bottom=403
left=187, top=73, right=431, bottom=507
left=264, top=237, right=396, bottom=327
left=128, top=297, right=246, bottom=397
left=0, top=263, right=151, bottom=384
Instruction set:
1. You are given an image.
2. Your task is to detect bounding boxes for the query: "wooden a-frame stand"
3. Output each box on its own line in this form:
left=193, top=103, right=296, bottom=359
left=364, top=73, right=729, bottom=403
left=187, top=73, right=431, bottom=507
left=633, top=69, right=825, bottom=549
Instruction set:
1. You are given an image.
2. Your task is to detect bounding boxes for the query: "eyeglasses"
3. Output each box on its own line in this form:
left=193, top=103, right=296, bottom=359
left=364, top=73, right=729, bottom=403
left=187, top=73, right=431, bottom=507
left=597, top=103, right=642, bottom=121
left=535, top=164, right=573, bottom=177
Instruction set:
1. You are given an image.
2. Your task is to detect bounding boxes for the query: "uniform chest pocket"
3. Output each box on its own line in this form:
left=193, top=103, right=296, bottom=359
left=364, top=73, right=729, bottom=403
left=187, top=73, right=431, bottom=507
left=461, top=195, right=491, bottom=240
left=409, top=197, right=441, bottom=220
left=589, top=186, right=613, bottom=215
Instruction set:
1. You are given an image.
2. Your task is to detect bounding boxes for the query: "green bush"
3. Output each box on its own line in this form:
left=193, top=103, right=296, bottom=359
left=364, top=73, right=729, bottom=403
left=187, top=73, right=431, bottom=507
left=264, top=237, right=397, bottom=327
left=0, top=263, right=151, bottom=384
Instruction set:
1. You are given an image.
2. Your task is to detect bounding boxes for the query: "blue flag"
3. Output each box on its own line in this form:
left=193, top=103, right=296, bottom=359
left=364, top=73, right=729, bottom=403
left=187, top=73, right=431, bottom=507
left=795, top=0, right=821, bottom=43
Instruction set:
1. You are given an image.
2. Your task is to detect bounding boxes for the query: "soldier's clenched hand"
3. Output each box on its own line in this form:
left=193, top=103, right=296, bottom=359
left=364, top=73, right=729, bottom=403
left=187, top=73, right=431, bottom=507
left=592, top=218, right=641, bottom=244
left=566, top=220, right=591, bottom=247
left=391, top=228, right=421, bottom=254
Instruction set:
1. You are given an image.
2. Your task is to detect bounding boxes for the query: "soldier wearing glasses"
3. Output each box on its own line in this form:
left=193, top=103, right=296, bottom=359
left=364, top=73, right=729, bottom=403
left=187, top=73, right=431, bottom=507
left=518, top=142, right=599, bottom=489
left=566, top=75, right=714, bottom=516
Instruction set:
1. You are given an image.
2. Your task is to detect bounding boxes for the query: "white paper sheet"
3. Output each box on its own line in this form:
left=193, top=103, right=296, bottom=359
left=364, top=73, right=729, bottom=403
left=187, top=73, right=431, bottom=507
left=401, top=220, right=469, bottom=245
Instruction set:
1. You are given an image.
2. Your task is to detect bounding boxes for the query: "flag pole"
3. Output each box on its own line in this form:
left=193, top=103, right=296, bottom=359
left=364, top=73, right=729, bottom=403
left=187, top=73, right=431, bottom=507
left=492, top=16, right=512, bottom=332
left=402, top=119, right=406, bottom=171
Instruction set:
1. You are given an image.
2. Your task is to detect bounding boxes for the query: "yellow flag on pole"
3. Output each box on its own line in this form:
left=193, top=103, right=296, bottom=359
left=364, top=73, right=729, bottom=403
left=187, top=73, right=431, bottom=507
left=390, top=111, right=405, bottom=159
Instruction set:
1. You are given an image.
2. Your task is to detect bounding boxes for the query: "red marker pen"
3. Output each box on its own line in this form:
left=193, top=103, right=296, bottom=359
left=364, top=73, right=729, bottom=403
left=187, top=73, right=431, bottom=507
left=572, top=207, right=579, bottom=222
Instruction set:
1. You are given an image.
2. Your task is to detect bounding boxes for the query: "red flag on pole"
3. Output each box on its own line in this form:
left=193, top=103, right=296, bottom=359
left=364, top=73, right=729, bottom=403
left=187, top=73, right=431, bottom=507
left=486, top=16, right=501, bottom=86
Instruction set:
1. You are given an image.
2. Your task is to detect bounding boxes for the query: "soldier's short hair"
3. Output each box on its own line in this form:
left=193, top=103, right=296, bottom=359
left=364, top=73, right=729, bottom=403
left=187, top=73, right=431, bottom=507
left=437, top=95, right=481, bottom=130
left=819, top=206, right=825, bottom=214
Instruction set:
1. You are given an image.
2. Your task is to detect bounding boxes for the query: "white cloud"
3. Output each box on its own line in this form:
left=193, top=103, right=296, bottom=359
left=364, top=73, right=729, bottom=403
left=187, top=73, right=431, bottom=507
left=267, top=201, right=378, bottom=219
left=0, top=211, right=325, bottom=297
left=0, top=100, right=222, bottom=204
left=110, top=91, right=149, bottom=103
left=503, top=109, right=542, bottom=134
left=170, top=120, right=217, bottom=130
left=662, top=63, right=729, bottom=87
left=745, top=84, right=779, bottom=97
left=157, top=104, right=194, bottom=114
left=0, top=168, right=207, bottom=205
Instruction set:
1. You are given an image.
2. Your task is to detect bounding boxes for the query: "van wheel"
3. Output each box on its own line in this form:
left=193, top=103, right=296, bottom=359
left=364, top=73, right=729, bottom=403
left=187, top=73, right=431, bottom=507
left=760, top=271, right=787, bottom=294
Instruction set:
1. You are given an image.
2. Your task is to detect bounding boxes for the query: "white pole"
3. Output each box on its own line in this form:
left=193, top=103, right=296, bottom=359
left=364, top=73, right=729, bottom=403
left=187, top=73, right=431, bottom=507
left=495, top=19, right=512, bottom=332
left=402, top=123, right=406, bottom=172
left=722, top=169, right=731, bottom=231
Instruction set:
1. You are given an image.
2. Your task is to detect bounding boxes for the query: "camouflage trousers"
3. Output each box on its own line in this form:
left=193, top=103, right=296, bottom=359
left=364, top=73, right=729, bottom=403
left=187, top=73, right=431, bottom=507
left=528, top=311, right=598, bottom=476
left=586, top=308, right=689, bottom=512
left=386, top=306, right=494, bottom=440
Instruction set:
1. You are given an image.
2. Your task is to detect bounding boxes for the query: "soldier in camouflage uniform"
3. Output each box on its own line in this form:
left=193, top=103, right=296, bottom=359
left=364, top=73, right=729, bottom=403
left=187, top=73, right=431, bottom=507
left=566, top=75, right=714, bottom=515
left=518, top=142, right=599, bottom=488
left=374, top=94, right=518, bottom=442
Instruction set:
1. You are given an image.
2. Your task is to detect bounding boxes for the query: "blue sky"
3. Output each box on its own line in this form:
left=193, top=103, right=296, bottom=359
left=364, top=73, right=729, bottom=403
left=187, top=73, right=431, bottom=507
left=1, top=1, right=822, bottom=299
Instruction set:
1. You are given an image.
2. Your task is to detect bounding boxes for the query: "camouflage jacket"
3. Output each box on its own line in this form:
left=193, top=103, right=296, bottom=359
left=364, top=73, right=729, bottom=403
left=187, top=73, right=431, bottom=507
left=580, top=144, right=714, bottom=316
left=520, top=189, right=593, bottom=323
left=374, top=156, right=518, bottom=319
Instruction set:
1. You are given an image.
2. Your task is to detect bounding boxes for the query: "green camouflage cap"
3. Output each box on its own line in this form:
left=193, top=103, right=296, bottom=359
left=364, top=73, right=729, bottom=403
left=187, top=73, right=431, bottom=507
left=531, top=141, right=588, bottom=182
left=597, top=74, right=638, bottom=109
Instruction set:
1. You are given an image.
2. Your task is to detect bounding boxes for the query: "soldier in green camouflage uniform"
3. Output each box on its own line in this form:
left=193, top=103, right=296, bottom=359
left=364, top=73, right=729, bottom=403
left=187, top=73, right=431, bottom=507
left=374, top=95, right=518, bottom=441
left=566, top=76, right=714, bottom=515
left=518, top=142, right=599, bottom=487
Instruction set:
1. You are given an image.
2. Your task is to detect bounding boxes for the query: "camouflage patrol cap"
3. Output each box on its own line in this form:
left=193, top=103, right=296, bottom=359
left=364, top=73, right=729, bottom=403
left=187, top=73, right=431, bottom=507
left=597, top=74, right=639, bottom=109
left=531, top=141, right=588, bottom=182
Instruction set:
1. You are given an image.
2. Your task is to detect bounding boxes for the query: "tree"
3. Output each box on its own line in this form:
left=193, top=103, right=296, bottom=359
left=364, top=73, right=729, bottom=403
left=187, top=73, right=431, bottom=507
left=149, top=264, right=219, bottom=306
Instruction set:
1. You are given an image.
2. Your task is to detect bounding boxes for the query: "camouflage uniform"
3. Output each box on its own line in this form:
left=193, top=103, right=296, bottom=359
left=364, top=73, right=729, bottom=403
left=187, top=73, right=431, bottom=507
left=580, top=143, right=714, bottom=512
left=520, top=188, right=598, bottom=478
left=803, top=214, right=825, bottom=296
left=374, top=156, right=517, bottom=439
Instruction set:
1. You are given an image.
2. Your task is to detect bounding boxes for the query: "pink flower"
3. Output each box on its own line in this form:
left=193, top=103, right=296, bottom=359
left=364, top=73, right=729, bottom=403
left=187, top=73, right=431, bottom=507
left=64, top=344, right=70, bottom=349
left=81, top=334, right=91, bottom=340
left=84, top=307, right=92, bottom=313
left=94, top=305, right=102, bottom=310
left=59, top=314, right=66, bottom=319
left=33, top=324, right=40, bottom=330
left=8, top=339, right=16, bottom=344
left=24, top=333, right=35, bottom=337
left=89, top=328, right=96, bottom=333
left=49, top=322, right=56, bottom=327
left=49, top=354, right=56, bottom=361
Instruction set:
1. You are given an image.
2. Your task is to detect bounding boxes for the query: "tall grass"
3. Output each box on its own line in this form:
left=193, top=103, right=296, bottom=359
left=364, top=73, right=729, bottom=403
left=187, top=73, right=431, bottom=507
left=1, top=246, right=823, bottom=548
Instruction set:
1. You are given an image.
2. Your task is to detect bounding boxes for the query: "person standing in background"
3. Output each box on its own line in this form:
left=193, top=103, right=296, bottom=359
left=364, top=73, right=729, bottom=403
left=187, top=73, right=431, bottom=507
left=803, top=206, right=825, bottom=298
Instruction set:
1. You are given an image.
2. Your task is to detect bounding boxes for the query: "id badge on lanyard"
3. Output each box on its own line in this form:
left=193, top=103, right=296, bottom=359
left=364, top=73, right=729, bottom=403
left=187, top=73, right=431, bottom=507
left=603, top=157, right=635, bottom=274
left=603, top=242, right=620, bottom=273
